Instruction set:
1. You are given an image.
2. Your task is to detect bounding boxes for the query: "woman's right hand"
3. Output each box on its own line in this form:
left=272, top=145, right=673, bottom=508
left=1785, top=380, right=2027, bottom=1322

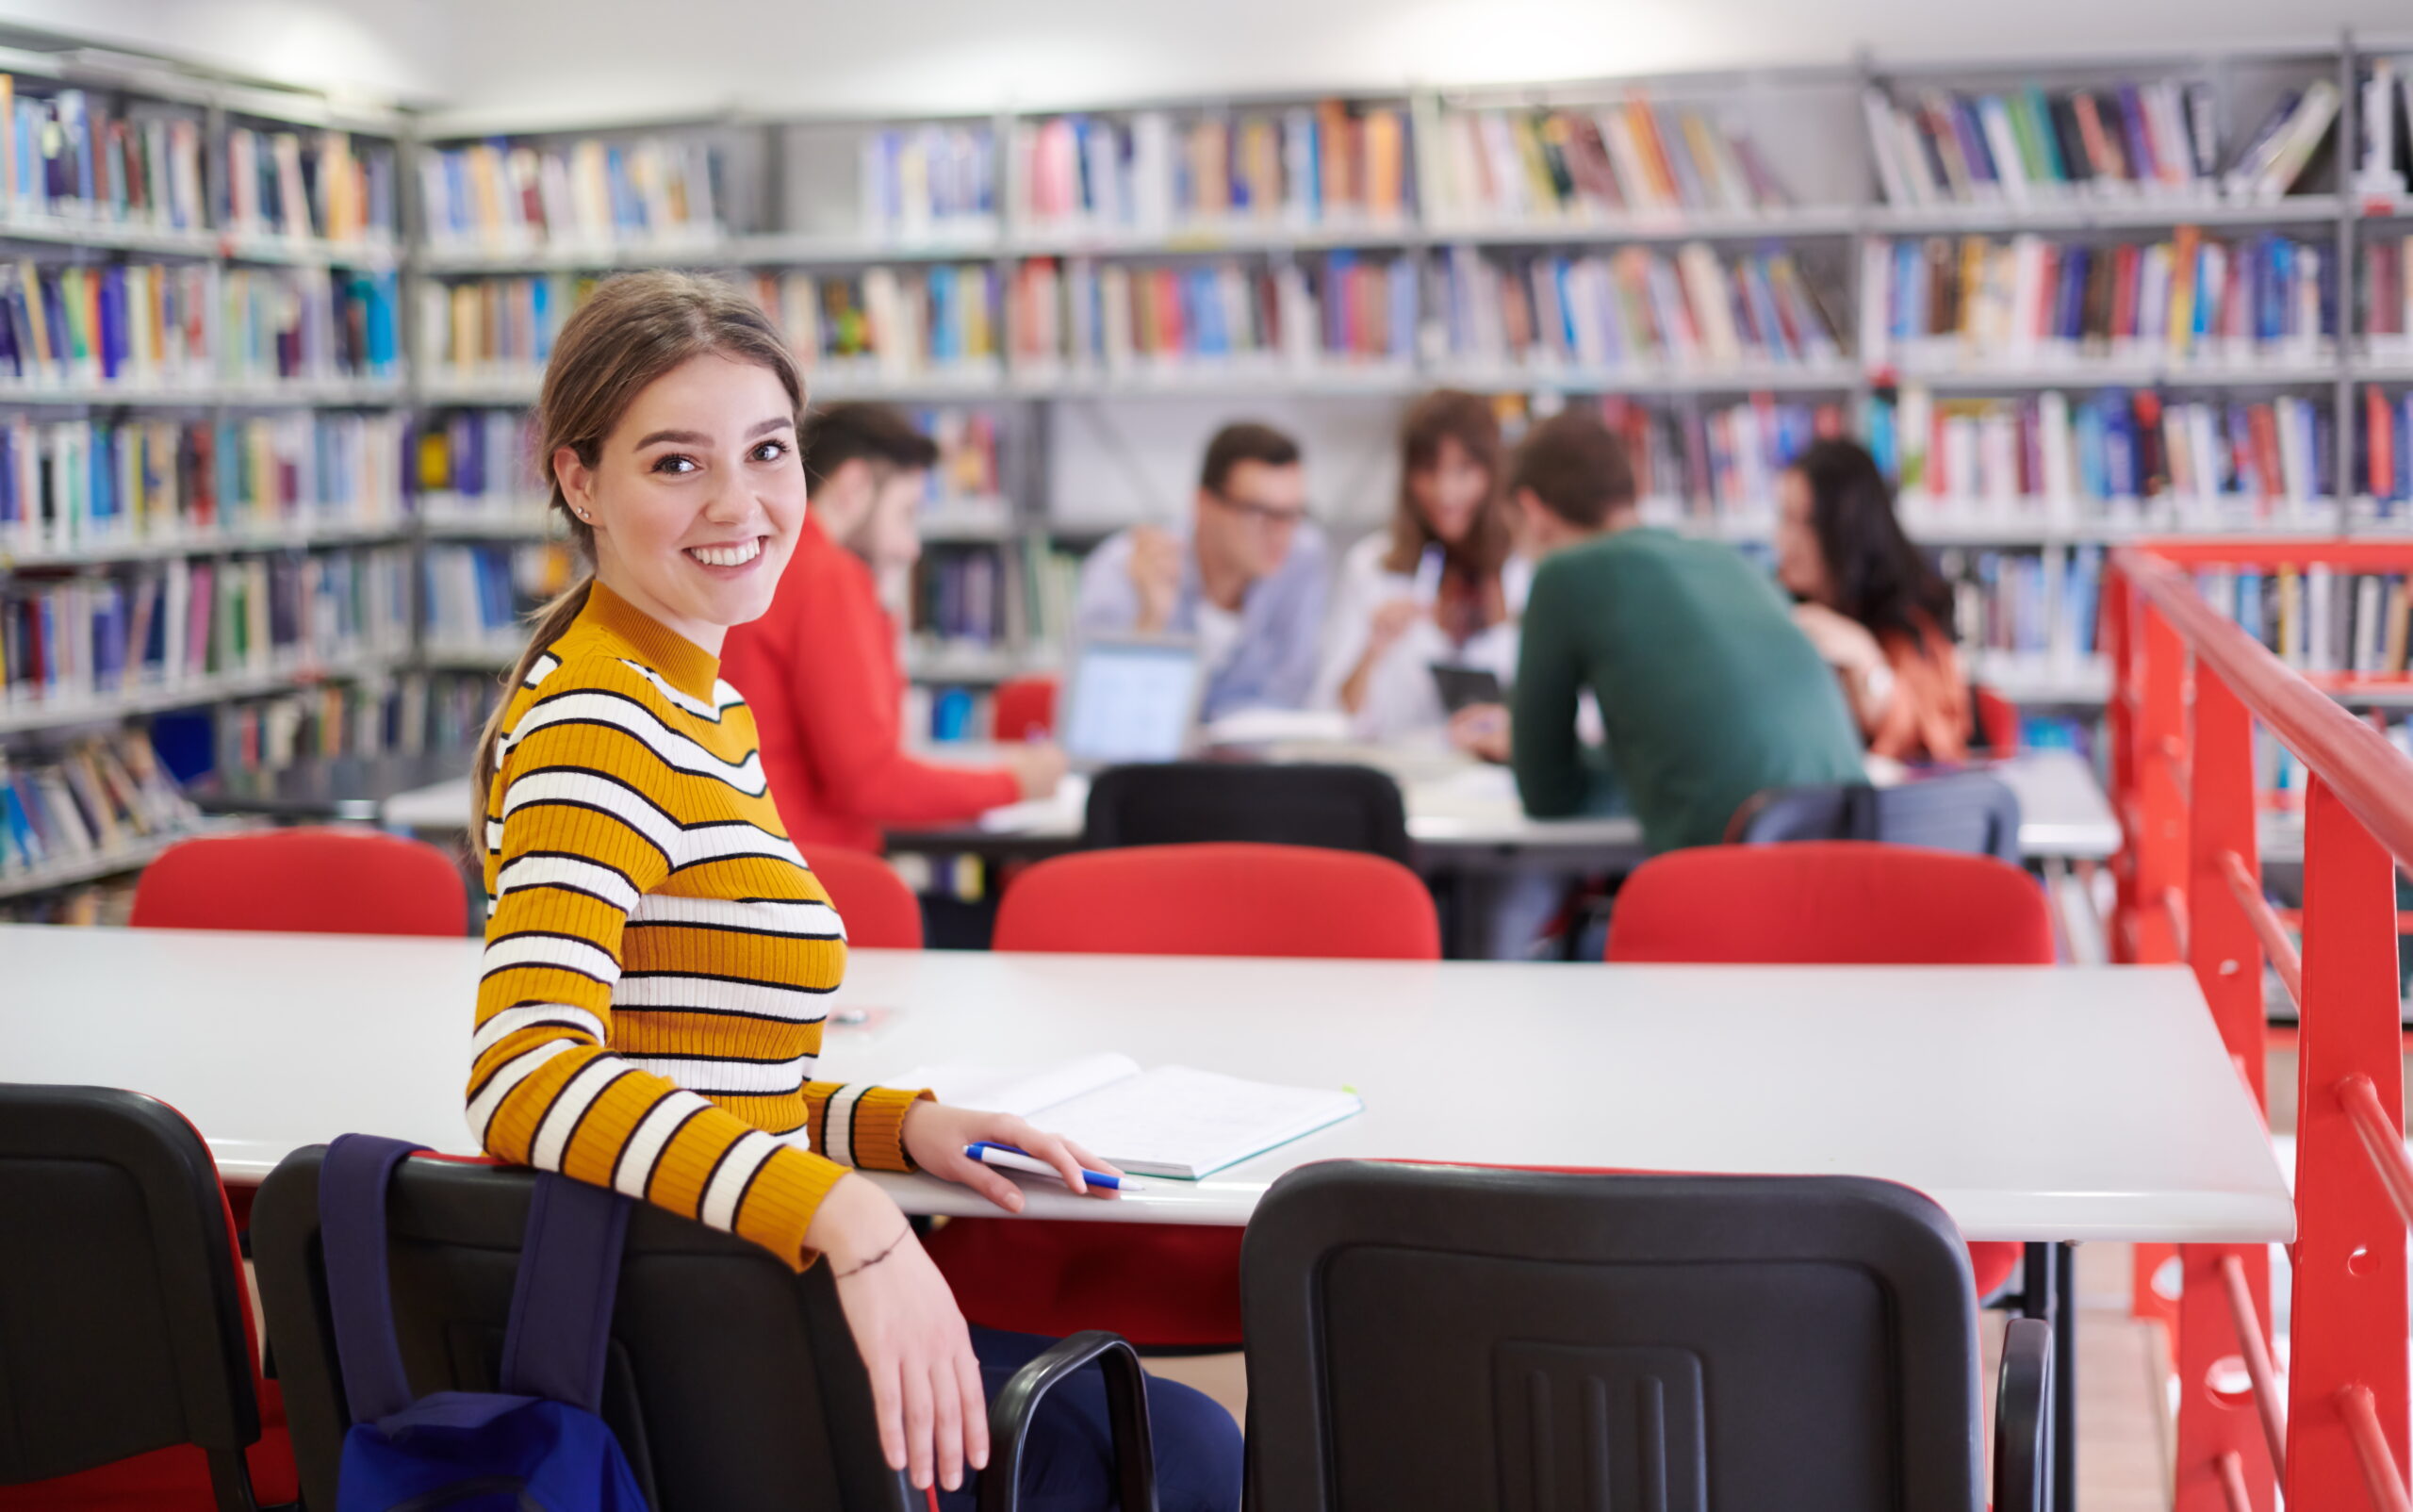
left=806, top=1175, right=987, bottom=1494
left=1366, top=597, right=1421, bottom=654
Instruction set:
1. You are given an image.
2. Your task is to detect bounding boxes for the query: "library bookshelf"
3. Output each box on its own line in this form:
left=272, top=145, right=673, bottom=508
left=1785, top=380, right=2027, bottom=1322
left=12, top=27, right=2413, bottom=904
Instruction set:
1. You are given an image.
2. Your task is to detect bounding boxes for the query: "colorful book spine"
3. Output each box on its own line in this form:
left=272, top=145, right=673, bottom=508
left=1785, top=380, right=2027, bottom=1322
left=859, top=123, right=998, bottom=241
left=1434, top=98, right=1793, bottom=223
left=751, top=266, right=1004, bottom=382
left=1440, top=241, right=1844, bottom=373
left=1012, top=102, right=1411, bottom=232
left=0, top=729, right=201, bottom=880
left=1003, top=254, right=1408, bottom=375
left=420, top=135, right=720, bottom=251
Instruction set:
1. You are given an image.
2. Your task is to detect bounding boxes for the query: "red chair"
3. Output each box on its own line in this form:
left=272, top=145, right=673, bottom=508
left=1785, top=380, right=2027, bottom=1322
left=805, top=845, right=924, bottom=949
left=992, top=675, right=1058, bottom=744
left=929, top=843, right=1440, bottom=1345
left=992, top=841, right=1440, bottom=960
left=1973, top=682, right=2022, bottom=753
left=132, top=826, right=467, bottom=937
left=1606, top=841, right=2051, bottom=1296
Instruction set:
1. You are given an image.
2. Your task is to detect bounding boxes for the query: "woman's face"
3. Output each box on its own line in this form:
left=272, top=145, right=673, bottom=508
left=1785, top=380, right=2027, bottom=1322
left=1406, top=435, right=1492, bottom=548
left=1774, top=468, right=1831, bottom=605
left=556, top=353, right=806, bottom=652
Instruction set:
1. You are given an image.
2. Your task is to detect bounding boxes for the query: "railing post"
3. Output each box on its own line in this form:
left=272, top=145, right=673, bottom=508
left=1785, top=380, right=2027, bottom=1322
left=2285, top=775, right=2410, bottom=1509
left=2129, top=599, right=2192, bottom=1336
left=2175, top=665, right=2278, bottom=1512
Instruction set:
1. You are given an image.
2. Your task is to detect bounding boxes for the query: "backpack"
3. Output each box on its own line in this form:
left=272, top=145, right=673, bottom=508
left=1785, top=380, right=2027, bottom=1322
left=319, top=1134, right=650, bottom=1512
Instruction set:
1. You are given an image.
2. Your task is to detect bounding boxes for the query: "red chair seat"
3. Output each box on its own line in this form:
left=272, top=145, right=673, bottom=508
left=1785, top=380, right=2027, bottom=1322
left=804, top=845, right=924, bottom=949
left=131, top=826, right=468, bottom=937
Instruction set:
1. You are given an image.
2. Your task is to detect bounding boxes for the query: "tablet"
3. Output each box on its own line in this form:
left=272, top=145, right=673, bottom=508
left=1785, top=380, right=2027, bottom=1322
left=1429, top=663, right=1505, bottom=714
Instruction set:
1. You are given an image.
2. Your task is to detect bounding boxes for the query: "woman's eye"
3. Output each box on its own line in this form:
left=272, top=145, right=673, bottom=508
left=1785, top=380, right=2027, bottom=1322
left=751, top=439, right=789, bottom=462
left=651, top=454, right=698, bottom=475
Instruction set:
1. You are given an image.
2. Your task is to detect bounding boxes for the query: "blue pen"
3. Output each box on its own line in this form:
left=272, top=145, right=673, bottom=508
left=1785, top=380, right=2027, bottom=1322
left=964, top=1142, right=1126, bottom=1191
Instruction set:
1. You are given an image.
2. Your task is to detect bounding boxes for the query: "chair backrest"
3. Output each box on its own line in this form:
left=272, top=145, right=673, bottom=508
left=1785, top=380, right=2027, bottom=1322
left=1241, top=1161, right=1984, bottom=1512
left=993, top=675, right=1059, bottom=743
left=994, top=842, right=1439, bottom=960
left=0, top=1085, right=267, bottom=1505
left=250, top=1146, right=911, bottom=1512
left=131, top=826, right=468, bottom=937
left=1083, top=762, right=1412, bottom=863
left=1730, top=770, right=2024, bottom=863
left=805, top=845, right=924, bottom=949
left=1607, top=841, right=2055, bottom=965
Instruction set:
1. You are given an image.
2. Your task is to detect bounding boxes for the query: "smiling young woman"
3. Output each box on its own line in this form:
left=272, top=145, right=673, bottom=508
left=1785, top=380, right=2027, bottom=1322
left=464, top=271, right=1240, bottom=1510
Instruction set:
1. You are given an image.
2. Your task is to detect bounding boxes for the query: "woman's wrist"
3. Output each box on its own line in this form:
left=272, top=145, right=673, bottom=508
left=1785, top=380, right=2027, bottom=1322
left=802, top=1172, right=911, bottom=1271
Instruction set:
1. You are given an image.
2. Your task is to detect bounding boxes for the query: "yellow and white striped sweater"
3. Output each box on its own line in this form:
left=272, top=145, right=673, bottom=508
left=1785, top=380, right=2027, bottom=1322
left=468, top=581, right=925, bottom=1267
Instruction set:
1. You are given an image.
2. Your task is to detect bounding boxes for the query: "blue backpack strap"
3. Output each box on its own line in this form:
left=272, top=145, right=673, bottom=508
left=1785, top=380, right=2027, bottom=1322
left=319, top=1134, right=429, bottom=1425
left=498, top=1173, right=632, bottom=1414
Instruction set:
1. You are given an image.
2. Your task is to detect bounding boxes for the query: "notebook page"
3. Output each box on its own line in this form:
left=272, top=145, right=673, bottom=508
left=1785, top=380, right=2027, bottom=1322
left=884, top=1052, right=1140, bottom=1121
left=1037, top=1065, right=1363, bottom=1179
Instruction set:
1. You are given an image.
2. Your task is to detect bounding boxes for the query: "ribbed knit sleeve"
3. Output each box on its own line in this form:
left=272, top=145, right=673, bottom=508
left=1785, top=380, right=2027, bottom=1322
left=468, top=652, right=910, bottom=1269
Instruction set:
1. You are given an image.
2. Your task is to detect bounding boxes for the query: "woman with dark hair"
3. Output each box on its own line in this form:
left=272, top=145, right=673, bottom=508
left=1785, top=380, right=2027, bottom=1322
left=1316, top=389, right=1529, bottom=746
left=1775, top=436, right=1971, bottom=762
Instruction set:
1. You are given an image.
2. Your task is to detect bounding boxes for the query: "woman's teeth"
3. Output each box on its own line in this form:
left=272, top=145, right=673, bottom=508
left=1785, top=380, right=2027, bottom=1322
left=687, top=540, right=762, bottom=567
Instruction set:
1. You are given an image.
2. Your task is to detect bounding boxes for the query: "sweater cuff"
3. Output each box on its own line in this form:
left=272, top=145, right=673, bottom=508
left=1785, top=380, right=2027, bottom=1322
left=817, top=1084, right=933, bottom=1175
left=738, top=1143, right=852, bottom=1274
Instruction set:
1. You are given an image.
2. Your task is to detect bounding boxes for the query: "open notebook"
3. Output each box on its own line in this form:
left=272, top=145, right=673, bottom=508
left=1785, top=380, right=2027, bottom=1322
left=889, top=1053, right=1362, bottom=1180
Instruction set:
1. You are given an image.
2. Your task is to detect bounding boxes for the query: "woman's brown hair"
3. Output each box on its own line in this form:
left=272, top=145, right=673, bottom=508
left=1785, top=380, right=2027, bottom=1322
left=468, top=270, right=805, bottom=832
left=1383, top=389, right=1510, bottom=583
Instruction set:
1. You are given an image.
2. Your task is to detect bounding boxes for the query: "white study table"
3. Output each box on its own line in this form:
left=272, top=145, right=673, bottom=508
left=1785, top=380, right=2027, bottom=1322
left=376, top=747, right=2120, bottom=864
left=0, top=924, right=2288, bottom=1247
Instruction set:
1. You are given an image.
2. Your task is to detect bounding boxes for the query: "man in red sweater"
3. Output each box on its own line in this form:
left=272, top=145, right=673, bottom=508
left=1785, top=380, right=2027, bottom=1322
left=722, top=404, right=1063, bottom=853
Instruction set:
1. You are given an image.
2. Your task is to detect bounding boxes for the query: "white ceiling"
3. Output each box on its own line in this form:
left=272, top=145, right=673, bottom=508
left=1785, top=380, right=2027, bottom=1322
left=5, top=0, right=2408, bottom=123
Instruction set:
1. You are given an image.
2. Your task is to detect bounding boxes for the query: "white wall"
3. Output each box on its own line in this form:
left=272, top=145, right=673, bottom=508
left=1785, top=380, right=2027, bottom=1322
left=0, top=0, right=448, bottom=104
left=417, top=0, right=2397, bottom=130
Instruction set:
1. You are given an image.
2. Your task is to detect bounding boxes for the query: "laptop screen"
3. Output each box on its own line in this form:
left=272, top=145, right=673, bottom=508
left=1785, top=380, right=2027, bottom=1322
left=1060, top=639, right=1204, bottom=764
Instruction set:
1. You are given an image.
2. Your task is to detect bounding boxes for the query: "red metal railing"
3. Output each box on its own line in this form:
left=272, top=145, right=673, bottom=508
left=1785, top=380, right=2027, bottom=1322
left=2108, top=542, right=2413, bottom=1512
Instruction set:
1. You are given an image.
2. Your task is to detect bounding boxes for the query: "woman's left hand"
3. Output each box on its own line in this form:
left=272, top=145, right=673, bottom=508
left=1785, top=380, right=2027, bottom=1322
left=900, top=1101, right=1122, bottom=1212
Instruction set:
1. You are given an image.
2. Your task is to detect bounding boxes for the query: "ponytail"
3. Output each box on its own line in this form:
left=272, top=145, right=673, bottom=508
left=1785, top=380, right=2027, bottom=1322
left=468, top=577, right=593, bottom=836
left=462, top=269, right=806, bottom=843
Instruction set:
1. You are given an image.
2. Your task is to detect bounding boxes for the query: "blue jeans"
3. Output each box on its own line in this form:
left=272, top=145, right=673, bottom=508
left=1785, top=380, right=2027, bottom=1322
left=933, top=1325, right=1242, bottom=1512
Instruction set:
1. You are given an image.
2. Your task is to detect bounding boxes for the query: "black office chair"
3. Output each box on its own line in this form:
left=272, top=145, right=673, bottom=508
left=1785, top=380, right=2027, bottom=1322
left=250, top=1145, right=1157, bottom=1512
left=0, top=1084, right=291, bottom=1511
left=1240, top=1161, right=2049, bottom=1512
left=1731, top=770, right=2025, bottom=863
left=1083, top=762, right=1413, bottom=863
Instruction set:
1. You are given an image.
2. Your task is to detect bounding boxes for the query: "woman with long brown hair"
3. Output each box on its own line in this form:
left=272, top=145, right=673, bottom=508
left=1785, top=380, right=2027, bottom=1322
left=466, top=271, right=1239, bottom=1509
left=1316, top=389, right=1529, bottom=746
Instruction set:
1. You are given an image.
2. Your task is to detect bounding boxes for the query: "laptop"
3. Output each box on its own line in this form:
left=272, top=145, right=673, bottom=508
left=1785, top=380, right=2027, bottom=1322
left=1056, top=635, right=1207, bottom=770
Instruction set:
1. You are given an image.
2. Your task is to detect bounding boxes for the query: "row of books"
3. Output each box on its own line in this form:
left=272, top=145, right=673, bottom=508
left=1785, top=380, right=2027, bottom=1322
left=2195, top=565, right=2413, bottom=676
left=421, top=542, right=557, bottom=649
left=0, top=414, right=407, bottom=556
left=1869, top=388, right=2335, bottom=513
left=1429, top=101, right=1794, bottom=224
left=223, top=126, right=398, bottom=245
left=2361, top=386, right=2413, bottom=503
left=208, top=669, right=503, bottom=778
left=918, top=408, right=1004, bottom=505
left=6, top=85, right=206, bottom=231
left=753, top=266, right=1001, bottom=380
left=1864, top=77, right=2335, bottom=207
left=0, top=731, right=200, bottom=880
left=861, top=124, right=997, bottom=241
left=1013, top=104, right=1411, bottom=233
left=419, top=137, right=721, bottom=252
left=1021, top=539, right=1082, bottom=649
left=0, top=548, right=411, bottom=709
left=416, top=273, right=595, bottom=374
left=2356, top=59, right=2413, bottom=197
left=912, top=549, right=1010, bottom=645
left=1943, top=545, right=2105, bottom=666
left=0, top=261, right=401, bottom=389
left=1438, top=243, right=1845, bottom=373
left=1860, top=231, right=2334, bottom=370
left=2356, top=235, right=2413, bottom=351
left=414, top=409, right=540, bottom=512
left=1592, top=395, right=1845, bottom=517
left=1008, top=255, right=1414, bottom=374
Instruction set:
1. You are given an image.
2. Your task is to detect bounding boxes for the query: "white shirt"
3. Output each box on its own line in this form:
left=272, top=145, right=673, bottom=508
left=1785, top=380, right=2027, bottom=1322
left=1194, top=599, right=1244, bottom=679
left=1313, top=534, right=1535, bottom=747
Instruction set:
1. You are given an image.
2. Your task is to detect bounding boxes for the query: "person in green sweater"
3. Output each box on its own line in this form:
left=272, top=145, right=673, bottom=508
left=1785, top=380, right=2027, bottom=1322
left=1484, top=409, right=1866, bottom=852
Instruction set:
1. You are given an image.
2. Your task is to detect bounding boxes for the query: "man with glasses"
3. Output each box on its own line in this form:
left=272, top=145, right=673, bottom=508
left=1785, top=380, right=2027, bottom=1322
left=1075, top=420, right=1329, bottom=719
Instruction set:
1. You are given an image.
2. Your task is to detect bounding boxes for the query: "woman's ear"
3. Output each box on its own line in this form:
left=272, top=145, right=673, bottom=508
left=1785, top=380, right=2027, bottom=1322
left=554, top=446, right=597, bottom=527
